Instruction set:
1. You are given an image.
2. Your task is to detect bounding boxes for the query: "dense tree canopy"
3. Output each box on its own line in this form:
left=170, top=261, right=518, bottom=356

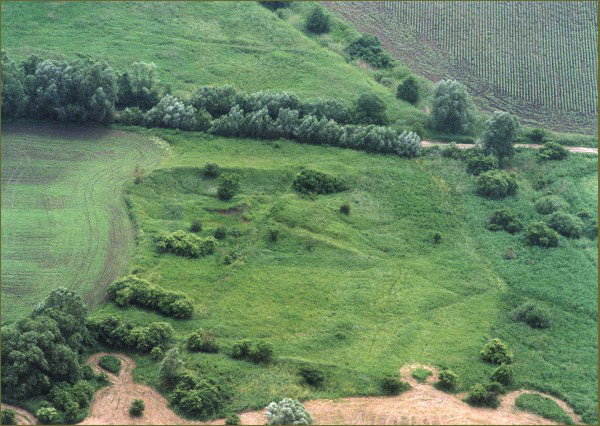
left=431, top=79, right=476, bottom=134
left=480, top=111, right=520, bottom=161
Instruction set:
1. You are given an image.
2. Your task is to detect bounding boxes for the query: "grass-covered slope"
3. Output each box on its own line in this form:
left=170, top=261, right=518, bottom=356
left=0, top=124, right=165, bottom=323
left=94, top=129, right=597, bottom=422
left=0, top=1, right=425, bottom=127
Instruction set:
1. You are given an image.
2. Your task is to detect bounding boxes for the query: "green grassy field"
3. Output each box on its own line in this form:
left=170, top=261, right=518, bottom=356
left=91, top=128, right=597, bottom=422
left=0, top=1, right=425, bottom=129
left=1, top=124, right=165, bottom=323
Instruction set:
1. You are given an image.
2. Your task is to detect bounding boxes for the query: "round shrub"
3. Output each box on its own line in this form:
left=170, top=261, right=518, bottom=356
left=305, top=7, right=330, bottom=34
left=538, top=142, right=569, bottom=160
left=339, top=203, right=351, bottom=215
left=525, top=222, right=559, bottom=247
left=354, top=93, right=388, bottom=125
left=1, top=410, right=16, bottom=425
left=396, top=76, right=419, bottom=104
left=480, top=338, right=514, bottom=365
left=433, top=232, right=442, bottom=244
left=225, top=413, right=241, bottom=425
left=187, top=329, right=219, bottom=353
left=528, top=128, right=546, bottom=143
left=381, top=375, right=410, bottom=395
left=512, top=301, right=551, bottom=329
left=129, top=399, right=145, bottom=417
left=465, top=383, right=500, bottom=408
left=214, top=226, right=227, bottom=240
left=546, top=212, right=583, bottom=238
left=292, top=169, right=347, bottom=195
left=437, top=368, right=458, bottom=391
left=190, top=219, right=203, bottom=233
left=250, top=341, right=274, bottom=364
left=266, top=398, right=313, bottom=425
left=269, top=228, right=280, bottom=242
left=169, top=373, right=227, bottom=418
left=203, top=163, right=220, bottom=178
left=476, top=170, right=518, bottom=199
left=151, top=346, right=164, bottom=361
left=487, top=209, right=523, bottom=234
left=299, top=366, right=325, bottom=387
left=466, top=155, right=498, bottom=176
left=230, top=340, right=252, bottom=360
left=217, top=173, right=241, bottom=201
left=535, top=196, right=566, bottom=215
left=441, top=142, right=464, bottom=159
left=491, top=364, right=514, bottom=385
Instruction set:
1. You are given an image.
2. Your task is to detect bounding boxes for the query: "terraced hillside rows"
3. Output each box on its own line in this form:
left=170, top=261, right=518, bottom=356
left=1, top=124, right=165, bottom=323
left=323, top=1, right=599, bottom=134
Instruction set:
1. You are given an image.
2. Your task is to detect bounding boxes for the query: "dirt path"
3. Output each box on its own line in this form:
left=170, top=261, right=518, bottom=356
left=80, top=356, right=579, bottom=425
left=0, top=403, right=38, bottom=425
left=421, top=140, right=598, bottom=155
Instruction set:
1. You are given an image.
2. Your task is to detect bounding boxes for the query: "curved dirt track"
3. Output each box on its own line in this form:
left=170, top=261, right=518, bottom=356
left=421, top=140, right=598, bottom=155
left=0, top=403, right=37, bottom=425
left=81, top=356, right=579, bottom=425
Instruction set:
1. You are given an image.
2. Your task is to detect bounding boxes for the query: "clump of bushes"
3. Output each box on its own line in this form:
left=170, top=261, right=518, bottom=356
left=305, top=6, right=330, bottom=34
left=525, top=222, right=559, bottom=248
left=1, top=410, right=16, bottom=425
left=339, top=202, right=351, bottom=215
left=528, top=128, right=546, bottom=143
left=190, top=219, right=203, bottom=233
left=433, top=232, right=442, bottom=244
left=266, top=398, right=313, bottom=425
left=48, top=380, right=94, bottom=423
left=491, top=364, right=514, bottom=385
left=380, top=375, right=411, bottom=395
left=34, top=407, right=60, bottom=424
left=465, top=382, right=502, bottom=408
left=480, top=338, right=514, bottom=365
left=512, top=301, right=550, bottom=328
left=535, top=196, right=566, bottom=215
left=487, top=209, right=523, bottom=234
left=396, top=76, right=419, bottom=104
left=187, top=329, right=219, bottom=353
left=230, top=340, right=274, bottom=364
left=353, top=93, right=388, bottom=125
left=466, top=154, right=498, bottom=176
left=99, top=355, right=121, bottom=374
left=129, top=399, right=145, bottom=417
left=107, top=275, right=194, bottom=319
left=203, top=163, right=221, bottom=178
left=214, top=226, right=227, bottom=240
left=437, top=368, right=458, bottom=391
left=151, top=346, right=164, bottom=361
left=345, top=34, right=393, bottom=69
left=441, top=142, right=465, bottom=159
left=145, top=94, right=208, bottom=131
left=299, top=366, right=325, bottom=387
left=88, top=315, right=174, bottom=353
left=217, top=173, right=241, bottom=201
left=225, top=413, right=241, bottom=425
left=538, top=142, right=569, bottom=160
left=292, top=169, right=347, bottom=195
left=169, top=372, right=228, bottom=418
left=155, top=230, right=217, bottom=258
left=476, top=170, right=518, bottom=199
left=546, top=211, right=583, bottom=238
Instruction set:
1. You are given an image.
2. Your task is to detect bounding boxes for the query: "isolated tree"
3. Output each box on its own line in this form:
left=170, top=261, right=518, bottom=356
left=159, top=348, right=183, bottom=386
left=306, top=7, right=330, bottom=34
left=217, top=173, right=241, bottom=201
left=396, top=76, right=419, bottom=104
left=480, top=111, right=520, bottom=162
left=430, top=79, right=475, bottom=134
left=354, top=93, right=388, bottom=125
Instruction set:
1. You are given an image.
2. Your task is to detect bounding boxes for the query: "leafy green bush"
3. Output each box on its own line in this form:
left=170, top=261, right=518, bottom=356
left=35, top=407, right=60, bottom=425
left=512, top=301, right=551, bottom=328
left=292, top=169, right=347, bottom=195
left=107, top=275, right=194, bottom=318
left=89, top=315, right=174, bottom=352
left=441, top=142, right=465, bottom=159
left=160, top=348, right=183, bottom=387
left=487, top=209, right=523, bottom=234
left=305, top=7, right=330, bottom=34
left=266, top=398, right=313, bottom=425
left=230, top=340, right=273, bottom=364
left=437, top=368, right=458, bottom=391
left=546, top=212, right=583, bottom=238
left=431, top=80, right=476, bottom=134
left=465, top=383, right=500, bottom=408
left=129, top=399, right=145, bottom=417
left=217, top=173, right=241, bottom=201
left=190, top=219, right=203, bottom=233
left=534, top=196, right=566, bottom=215
left=466, top=155, right=498, bottom=176
left=299, top=366, right=325, bottom=387
left=155, top=230, right=217, bottom=258
left=380, top=375, right=411, bottom=395
left=411, top=368, right=432, bottom=383
left=191, top=85, right=238, bottom=118
left=345, top=34, right=393, bottom=69
left=144, top=94, right=199, bottom=130
left=433, top=232, right=442, bottom=244
left=118, top=107, right=145, bottom=125
left=203, top=163, right=221, bottom=178
left=353, top=93, right=388, bottom=125
left=476, top=170, right=518, bottom=199
left=151, top=346, right=164, bottom=361
left=99, top=355, right=121, bottom=374
left=230, top=340, right=253, bottom=360
left=169, top=373, right=228, bottom=418
left=525, top=222, right=559, bottom=247
left=1, top=410, right=16, bottom=425
left=214, top=226, right=227, bottom=240
left=396, top=76, right=419, bottom=104
left=225, top=413, right=241, bottom=425
left=480, top=111, right=520, bottom=161
left=538, top=142, right=569, bottom=160
left=187, top=329, right=219, bottom=353
left=480, top=338, right=514, bottom=365
left=515, top=393, right=574, bottom=425
left=116, top=62, right=160, bottom=110
left=528, top=128, right=546, bottom=143
left=491, top=364, right=514, bottom=385
left=339, top=203, right=351, bottom=215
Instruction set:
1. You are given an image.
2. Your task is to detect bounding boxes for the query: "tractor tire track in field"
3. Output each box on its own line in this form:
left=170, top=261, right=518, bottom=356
left=79, top=356, right=578, bottom=425
left=1, top=124, right=167, bottom=320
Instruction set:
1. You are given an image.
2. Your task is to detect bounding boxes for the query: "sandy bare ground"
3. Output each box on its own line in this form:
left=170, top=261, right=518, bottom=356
left=421, top=140, right=598, bottom=155
left=78, top=355, right=579, bottom=425
left=0, top=403, right=38, bottom=425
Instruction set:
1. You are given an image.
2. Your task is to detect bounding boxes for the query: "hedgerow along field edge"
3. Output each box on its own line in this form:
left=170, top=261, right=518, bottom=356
left=1, top=123, right=166, bottom=323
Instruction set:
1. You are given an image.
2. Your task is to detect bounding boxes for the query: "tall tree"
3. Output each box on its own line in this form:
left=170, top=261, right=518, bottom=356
left=480, top=111, right=520, bottom=163
left=430, top=79, right=476, bottom=134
